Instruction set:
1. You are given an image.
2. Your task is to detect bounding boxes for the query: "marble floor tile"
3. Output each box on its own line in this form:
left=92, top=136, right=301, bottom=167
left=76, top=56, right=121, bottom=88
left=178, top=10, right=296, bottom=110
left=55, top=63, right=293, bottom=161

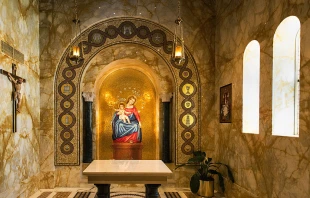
left=29, top=184, right=224, bottom=198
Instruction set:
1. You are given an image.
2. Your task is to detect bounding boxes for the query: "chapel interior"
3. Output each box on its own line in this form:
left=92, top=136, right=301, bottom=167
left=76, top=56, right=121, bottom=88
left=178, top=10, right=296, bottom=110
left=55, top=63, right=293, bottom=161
left=1, top=0, right=310, bottom=197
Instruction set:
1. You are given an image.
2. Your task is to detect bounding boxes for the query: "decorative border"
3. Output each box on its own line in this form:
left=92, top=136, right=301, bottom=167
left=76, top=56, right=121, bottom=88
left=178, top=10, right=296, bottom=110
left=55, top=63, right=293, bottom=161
left=54, top=17, right=201, bottom=165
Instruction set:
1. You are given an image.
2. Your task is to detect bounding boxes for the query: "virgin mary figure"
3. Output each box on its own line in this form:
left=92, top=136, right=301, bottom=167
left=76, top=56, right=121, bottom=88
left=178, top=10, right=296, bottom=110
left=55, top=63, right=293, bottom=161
left=112, top=95, right=142, bottom=143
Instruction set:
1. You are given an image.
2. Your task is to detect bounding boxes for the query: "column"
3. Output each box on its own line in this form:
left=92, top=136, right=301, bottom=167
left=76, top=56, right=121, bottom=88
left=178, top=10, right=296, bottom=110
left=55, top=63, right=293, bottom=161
left=82, top=92, right=95, bottom=163
left=161, top=93, right=172, bottom=163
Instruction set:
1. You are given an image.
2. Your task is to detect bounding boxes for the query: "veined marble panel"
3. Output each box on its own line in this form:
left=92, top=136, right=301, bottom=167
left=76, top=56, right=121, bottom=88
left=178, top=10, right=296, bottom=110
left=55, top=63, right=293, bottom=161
left=0, top=0, right=40, bottom=198
left=215, top=0, right=310, bottom=197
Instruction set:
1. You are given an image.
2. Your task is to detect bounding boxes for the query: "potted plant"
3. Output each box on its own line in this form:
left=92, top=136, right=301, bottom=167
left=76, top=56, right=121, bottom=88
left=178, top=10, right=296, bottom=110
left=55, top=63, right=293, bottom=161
left=175, top=151, right=235, bottom=197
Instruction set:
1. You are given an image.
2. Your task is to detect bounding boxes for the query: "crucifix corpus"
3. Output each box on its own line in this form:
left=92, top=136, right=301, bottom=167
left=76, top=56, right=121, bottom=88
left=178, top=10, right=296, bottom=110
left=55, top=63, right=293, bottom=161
left=0, top=63, right=26, bottom=132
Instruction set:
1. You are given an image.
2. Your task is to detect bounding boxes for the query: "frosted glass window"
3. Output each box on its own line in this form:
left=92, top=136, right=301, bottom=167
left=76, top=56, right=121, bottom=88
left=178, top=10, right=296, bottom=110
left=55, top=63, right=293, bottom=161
left=243, top=41, right=260, bottom=134
left=272, top=16, right=300, bottom=137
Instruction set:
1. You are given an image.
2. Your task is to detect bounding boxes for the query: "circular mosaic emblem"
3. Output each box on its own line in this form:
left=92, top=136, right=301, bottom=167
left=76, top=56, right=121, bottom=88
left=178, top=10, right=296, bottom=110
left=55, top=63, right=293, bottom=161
left=61, top=142, right=74, bottom=154
left=63, top=131, right=71, bottom=139
left=63, top=101, right=71, bottom=109
left=106, top=25, right=118, bottom=38
left=179, top=68, right=193, bottom=80
left=184, top=101, right=192, bottom=108
left=163, top=41, right=173, bottom=54
left=184, top=144, right=192, bottom=152
left=61, top=114, right=73, bottom=126
left=182, top=114, right=194, bottom=127
left=182, top=71, right=189, bottom=78
left=119, top=21, right=136, bottom=39
left=182, top=83, right=194, bottom=96
left=149, top=30, right=166, bottom=47
left=60, top=130, right=74, bottom=141
left=91, top=32, right=104, bottom=44
left=64, top=144, right=70, bottom=151
left=184, top=131, right=192, bottom=139
left=66, top=70, right=73, bottom=78
left=61, top=84, right=73, bottom=95
left=139, top=28, right=147, bottom=36
left=108, top=28, right=115, bottom=35
left=151, top=32, right=164, bottom=45
left=137, top=26, right=150, bottom=39
left=181, top=99, right=195, bottom=110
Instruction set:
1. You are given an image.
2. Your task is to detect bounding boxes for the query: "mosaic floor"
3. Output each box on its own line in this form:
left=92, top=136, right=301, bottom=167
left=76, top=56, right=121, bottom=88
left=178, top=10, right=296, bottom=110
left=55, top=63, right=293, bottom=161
left=29, top=184, right=225, bottom=198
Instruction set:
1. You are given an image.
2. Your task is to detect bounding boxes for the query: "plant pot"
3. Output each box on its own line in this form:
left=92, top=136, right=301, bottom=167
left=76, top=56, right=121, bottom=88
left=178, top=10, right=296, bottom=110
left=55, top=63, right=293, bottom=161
left=197, top=180, right=214, bottom=197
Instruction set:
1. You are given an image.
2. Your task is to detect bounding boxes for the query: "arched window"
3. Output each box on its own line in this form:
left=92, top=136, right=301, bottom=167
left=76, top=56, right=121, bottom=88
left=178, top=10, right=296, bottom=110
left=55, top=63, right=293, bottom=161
left=243, top=40, right=260, bottom=134
left=272, top=16, right=300, bottom=137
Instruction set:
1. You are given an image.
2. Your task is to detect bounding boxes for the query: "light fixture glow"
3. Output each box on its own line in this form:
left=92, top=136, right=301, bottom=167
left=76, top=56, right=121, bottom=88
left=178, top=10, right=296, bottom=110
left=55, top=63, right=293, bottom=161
left=171, top=1, right=185, bottom=66
left=69, top=0, right=84, bottom=64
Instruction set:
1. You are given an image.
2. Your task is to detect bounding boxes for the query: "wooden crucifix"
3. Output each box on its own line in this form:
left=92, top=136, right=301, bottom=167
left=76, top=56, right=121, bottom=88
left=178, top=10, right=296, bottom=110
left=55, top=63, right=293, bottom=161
left=0, top=63, right=26, bottom=132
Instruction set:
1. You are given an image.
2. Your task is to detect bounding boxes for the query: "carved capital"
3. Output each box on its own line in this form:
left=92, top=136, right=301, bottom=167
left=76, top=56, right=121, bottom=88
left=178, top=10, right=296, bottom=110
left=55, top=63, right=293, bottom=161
left=82, top=92, right=95, bottom=102
left=160, top=92, right=173, bottom=102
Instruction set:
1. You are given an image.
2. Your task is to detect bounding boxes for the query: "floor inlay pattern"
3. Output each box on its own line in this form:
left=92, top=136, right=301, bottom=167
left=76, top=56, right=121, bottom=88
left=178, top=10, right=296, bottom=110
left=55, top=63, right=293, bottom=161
left=111, top=191, right=146, bottom=197
left=73, top=192, right=91, bottom=198
left=164, top=192, right=182, bottom=198
left=30, top=186, right=202, bottom=198
left=37, top=192, right=53, bottom=198
left=52, top=192, right=71, bottom=198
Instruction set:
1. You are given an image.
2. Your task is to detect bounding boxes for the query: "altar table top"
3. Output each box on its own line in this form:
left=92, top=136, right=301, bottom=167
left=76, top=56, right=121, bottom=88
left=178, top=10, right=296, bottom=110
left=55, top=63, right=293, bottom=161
left=83, top=160, right=172, bottom=184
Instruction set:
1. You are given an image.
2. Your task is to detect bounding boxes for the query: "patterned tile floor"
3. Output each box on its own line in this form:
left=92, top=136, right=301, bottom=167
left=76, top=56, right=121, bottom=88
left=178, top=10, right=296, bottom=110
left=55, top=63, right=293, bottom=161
left=29, top=184, right=224, bottom=198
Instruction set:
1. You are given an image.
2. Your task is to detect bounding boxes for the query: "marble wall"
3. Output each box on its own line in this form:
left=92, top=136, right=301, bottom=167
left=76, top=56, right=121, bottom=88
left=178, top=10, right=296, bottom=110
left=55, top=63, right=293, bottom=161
left=3, top=0, right=310, bottom=197
left=215, top=0, right=310, bottom=197
left=0, top=0, right=39, bottom=198
left=39, top=0, right=214, bottom=189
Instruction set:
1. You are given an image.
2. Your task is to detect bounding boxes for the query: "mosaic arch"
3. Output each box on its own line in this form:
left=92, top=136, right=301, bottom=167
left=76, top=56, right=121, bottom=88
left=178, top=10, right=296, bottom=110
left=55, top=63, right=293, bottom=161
left=54, top=17, right=201, bottom=165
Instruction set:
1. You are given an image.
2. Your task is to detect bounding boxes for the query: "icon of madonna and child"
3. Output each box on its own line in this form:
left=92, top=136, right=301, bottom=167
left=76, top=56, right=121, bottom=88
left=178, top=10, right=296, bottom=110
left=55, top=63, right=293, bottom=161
left=112, top=95, right=142, bottom=143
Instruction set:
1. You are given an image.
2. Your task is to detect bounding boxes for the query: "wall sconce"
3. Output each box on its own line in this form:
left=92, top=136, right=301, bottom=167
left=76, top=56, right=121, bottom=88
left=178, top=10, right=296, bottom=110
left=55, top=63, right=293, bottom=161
left=171, top=0, right=185, bottom=66
left=69, top=0, right=84, bottom=64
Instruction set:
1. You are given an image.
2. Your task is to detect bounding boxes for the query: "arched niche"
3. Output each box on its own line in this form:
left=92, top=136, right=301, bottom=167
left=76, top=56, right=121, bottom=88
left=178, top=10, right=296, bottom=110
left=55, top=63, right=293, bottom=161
left=82, top=54, right=171, bottom=160
left=54, top=17, right=201, bottom=165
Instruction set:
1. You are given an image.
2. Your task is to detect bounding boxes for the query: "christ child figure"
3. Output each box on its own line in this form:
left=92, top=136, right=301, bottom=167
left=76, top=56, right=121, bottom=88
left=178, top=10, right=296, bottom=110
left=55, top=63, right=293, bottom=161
left=115, top=102, right=131, bottom=124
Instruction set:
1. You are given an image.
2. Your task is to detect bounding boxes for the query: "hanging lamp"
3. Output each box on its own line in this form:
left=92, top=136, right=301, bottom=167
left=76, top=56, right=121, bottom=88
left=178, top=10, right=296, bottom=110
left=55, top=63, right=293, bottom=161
left=171, top=0, right=185, bottom=66
left=69, top=0, right=84, bottom=64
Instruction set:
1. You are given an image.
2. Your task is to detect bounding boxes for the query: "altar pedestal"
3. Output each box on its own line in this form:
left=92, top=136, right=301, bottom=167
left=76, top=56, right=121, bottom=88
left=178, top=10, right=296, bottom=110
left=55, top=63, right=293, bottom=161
left=112, top=143, right=143, bottom=160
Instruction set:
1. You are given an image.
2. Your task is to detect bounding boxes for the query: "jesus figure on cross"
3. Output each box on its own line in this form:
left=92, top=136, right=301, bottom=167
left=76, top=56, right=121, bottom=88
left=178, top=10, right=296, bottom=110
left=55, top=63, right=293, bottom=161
left=7, top=72, right=24, bottom=113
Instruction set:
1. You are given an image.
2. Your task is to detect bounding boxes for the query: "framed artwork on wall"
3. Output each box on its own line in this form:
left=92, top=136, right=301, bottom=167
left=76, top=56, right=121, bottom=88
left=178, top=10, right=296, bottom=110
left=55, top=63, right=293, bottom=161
left=220, top=83, right=232, bottom=123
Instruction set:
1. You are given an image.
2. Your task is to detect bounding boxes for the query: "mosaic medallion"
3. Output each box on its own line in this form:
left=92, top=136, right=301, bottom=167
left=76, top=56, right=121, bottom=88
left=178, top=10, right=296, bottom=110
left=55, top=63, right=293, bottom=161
left=65, top=70, right=73, bottom=78
left=106, top=25, right=118, bottom=39
left=184, top=131, right=192, bottom=139
left=61, top=142, right=74, bottom=154
left=182, top=83, right=194, bottom=96
left=180, top=68, right=192, bottom=80
left=119, top=21, right=136, bottom=39
left=184, top=101, right=192, bottom=108
left=61, top=84, right=73, bottom=95
left=149, top=30, right=165, bottom=47
left=61, top=114, right=73, bottom=126
left=163, top=41, right=173, bottom=54
left=181, top=114, right=195, bottom=127
left=91, top=32, right=104, bottom=44
left=63, top=101, right=71, bottom=109
left=137, top=26, right=150, bottom=39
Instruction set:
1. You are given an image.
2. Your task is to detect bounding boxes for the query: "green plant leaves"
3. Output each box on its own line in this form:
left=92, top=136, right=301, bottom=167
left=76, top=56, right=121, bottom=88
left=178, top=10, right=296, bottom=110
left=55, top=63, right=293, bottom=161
left=193, top=151, right=206, bottom=157
left=188, top=156, right=205, bottom=163
left=190, top=174, right=200, bottom=193
left=175, top=150, right=235, bottom=194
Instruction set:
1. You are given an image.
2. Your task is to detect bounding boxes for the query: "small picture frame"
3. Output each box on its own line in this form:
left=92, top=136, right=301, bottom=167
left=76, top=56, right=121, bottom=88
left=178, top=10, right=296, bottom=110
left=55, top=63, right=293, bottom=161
left=220, top=83, right=232, bottom=123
